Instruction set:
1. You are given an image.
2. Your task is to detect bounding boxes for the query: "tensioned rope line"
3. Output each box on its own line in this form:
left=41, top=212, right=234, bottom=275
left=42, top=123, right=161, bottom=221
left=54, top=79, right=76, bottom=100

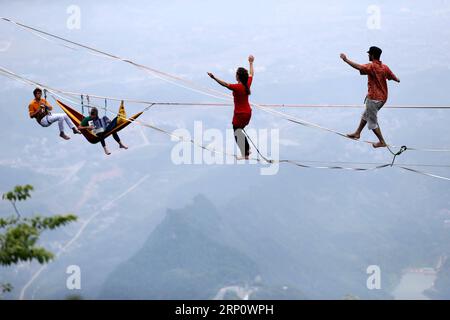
left=250, top=102, right=449, bottom=152
left=53, top=91, right=398, bottom=173
left=3, top=18, right=450, bottom=154
left=1, top=61, right=447, bottom=161
left=16, top=95, right=450, bottom=110
left=253, top=104, right=450, bottom=109
left=47, top=91, right=242, bottom=161
left=2, top=65, right=444, bottom=110
left=279, top=159, right=450, bottom=169
left=3, top=71, right=448, bottom=110
left=1, top=17, right=450, bottom=156
left=0, top=67, right=242, bottom=162
left=240, top=128, right=450, bottom=180
left=60, top=90, right=418, bottom=175
left=395, top=166, right=450, bottom=181
left=1, top=67, right=450, bottom=181
left=0, top=17, right=232, bottom=101
left=1, top=76, right=448, bottom=110
left=34, top=83, right=249, bottom=161
left=0, top=59, right=444, bottom=160
left=54, top=90, right=393, bottom=175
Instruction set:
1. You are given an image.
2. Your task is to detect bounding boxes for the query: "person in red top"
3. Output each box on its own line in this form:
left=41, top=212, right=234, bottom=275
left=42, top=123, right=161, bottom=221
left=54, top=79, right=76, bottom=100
left=208, top=55, right=254, bottom=159
left=340, top=46, right=400, bottom=148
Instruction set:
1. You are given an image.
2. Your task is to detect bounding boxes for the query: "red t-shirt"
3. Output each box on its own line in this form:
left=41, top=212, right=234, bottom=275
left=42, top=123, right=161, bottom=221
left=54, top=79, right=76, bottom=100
left=228, top=76, right=253, bottom=114
left=359, top=61, right=397, bottom=102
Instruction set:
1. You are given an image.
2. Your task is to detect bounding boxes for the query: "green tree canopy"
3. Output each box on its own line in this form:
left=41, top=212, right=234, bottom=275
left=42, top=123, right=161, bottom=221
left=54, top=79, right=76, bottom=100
left=1, top=185, right=77, bottom=294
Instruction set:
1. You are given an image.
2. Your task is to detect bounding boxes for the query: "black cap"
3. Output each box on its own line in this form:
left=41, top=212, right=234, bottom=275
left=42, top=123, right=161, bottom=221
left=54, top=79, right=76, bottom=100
left=367, top=46, right=382, bottom=58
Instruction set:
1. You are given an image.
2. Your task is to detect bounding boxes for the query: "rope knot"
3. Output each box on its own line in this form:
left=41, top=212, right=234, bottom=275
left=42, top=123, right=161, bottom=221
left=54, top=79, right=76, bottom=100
left=389, top=145, right=408, bottom=166
left=397, top=145, right=408, bottom=156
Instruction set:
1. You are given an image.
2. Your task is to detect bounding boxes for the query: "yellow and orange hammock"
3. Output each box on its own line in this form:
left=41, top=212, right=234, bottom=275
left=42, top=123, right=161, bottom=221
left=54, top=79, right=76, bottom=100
left=56, top=99, right=143, bottom=144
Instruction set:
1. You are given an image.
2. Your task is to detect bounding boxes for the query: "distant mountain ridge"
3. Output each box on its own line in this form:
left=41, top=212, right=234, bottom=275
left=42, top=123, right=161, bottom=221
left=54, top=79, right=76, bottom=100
left=100, top=195, right=261, bottom=299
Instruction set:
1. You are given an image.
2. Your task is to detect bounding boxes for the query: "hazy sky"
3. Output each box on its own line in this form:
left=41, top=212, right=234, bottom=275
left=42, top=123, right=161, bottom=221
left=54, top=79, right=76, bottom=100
left=1, top=0, right=450, bottom=300
left=1, top=0, right=450, bottom=98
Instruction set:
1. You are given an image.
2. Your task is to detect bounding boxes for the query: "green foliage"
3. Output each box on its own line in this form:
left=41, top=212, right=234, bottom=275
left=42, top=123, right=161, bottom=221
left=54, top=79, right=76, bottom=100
left=1, top=283, right=12, bottom=294
left=2, top=185, right=34, bottom=218
left=0, top=214, right=77, bottom=266
left=0, top=185, right=77, bottom=295
left=2, top=185, right=34, bottom=203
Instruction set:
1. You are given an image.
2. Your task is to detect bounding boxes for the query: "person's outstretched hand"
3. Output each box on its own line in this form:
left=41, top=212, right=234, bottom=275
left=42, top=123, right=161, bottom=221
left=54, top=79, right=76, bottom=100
left=340, top=53, right=347, bottom=61
left=248, top=55, right=255, bottom=63
left=207, top=72, right=215, bottom=79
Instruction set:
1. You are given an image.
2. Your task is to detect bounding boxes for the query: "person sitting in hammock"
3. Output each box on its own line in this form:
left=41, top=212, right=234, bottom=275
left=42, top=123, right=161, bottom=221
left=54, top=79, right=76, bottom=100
left=78, top=107, right=128, bottom=155
left=207, top=55, right=255, bottom=160
left=28, top=88, right=81, bottom=140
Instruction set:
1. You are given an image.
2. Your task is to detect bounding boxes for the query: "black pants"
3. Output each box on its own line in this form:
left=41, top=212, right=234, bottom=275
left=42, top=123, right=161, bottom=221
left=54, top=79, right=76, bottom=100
left=98, top=118, right=121, bottom=148
left=233, top=125, right=250, bottom=157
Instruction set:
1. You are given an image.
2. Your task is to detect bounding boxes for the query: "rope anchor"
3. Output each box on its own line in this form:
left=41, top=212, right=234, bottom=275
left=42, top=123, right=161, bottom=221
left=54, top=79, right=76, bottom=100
left=388, top=145, right=408, bottom=166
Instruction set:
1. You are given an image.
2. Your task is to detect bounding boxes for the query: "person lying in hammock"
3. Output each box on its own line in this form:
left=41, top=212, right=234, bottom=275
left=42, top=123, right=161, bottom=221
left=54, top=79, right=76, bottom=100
left=28, top=88, right=81, bottom=140
left=78, top=107, right=128, bottom=155
left=208, top=55, right=255, bottom=160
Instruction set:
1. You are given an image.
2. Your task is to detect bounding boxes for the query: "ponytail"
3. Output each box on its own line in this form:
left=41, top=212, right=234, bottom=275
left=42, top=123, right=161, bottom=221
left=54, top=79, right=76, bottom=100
left=243, top=82, right=251, bottom=95
left=236, top=67, right=251, bottom=95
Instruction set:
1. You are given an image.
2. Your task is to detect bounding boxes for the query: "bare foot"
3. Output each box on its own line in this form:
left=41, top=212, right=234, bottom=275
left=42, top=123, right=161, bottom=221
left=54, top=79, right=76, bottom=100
left=103, top=147, right=111, bottom=155
left=119, top=143, right=128, bottom=150
left=346, top=132, right=360, bottom=140
left=59, top=132, right=71, bottom=140
left=372, top=141, right=387, bottom=148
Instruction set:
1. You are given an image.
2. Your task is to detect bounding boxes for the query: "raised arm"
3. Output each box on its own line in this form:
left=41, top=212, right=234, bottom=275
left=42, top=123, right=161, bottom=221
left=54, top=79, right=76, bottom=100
left=340, top=53, right=363, bottom=71
left=207, top=72, right=230, bottom=89
left=387, top=68, right=400, bottom=83
left=248, top=55, right=254, bottom=77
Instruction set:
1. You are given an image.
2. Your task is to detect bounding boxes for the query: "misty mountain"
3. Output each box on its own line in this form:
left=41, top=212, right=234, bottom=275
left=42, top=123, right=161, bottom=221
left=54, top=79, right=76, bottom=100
left=100, top=195, right=263, bottom=299
left=426, top=258, right=450, bottom=299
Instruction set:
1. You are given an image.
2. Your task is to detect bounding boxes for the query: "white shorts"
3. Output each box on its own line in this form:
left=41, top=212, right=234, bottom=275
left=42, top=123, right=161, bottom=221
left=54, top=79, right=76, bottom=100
left=362, top=99, right=385, bottom=130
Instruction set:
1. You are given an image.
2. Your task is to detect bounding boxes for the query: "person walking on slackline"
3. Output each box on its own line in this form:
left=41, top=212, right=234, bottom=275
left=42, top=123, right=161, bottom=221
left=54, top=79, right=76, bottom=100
left=340, top=46, right=400, bottom=148
left=207, top=55, right=255, bottom=159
